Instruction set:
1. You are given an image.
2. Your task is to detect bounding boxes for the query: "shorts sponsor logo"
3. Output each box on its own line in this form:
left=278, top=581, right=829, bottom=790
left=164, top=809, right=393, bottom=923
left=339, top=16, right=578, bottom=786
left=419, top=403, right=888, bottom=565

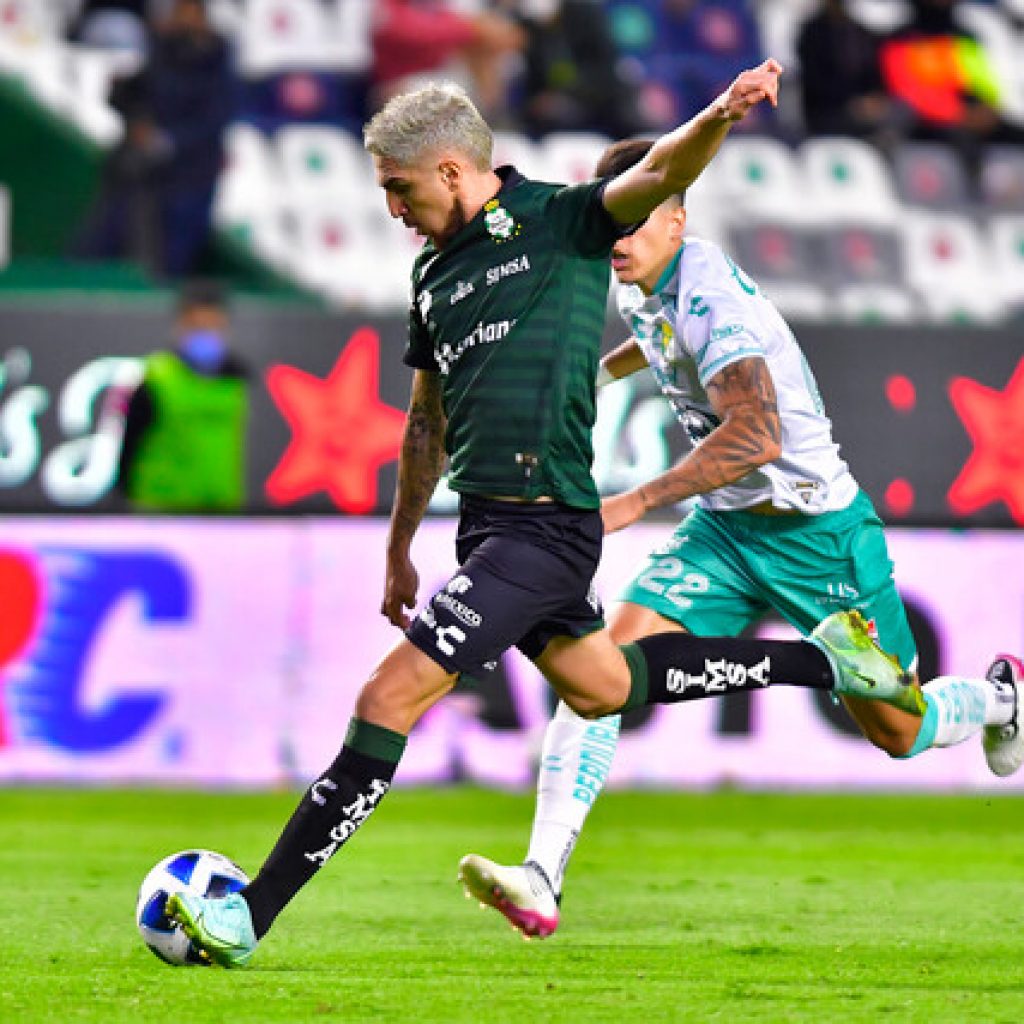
left=434, top=623, right=466, bottom=657
left=435, top=590, right=482, bottom=628
left=486, top=253, right=530, bottom=286
left=666, top=656, right=771, bottom=695
left=447, top=574, right=473, bottom=595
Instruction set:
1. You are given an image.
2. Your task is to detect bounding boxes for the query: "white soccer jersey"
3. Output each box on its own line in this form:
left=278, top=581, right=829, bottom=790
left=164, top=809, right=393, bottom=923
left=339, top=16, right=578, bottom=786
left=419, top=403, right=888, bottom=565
left=617, top=236, right=859, bottom=513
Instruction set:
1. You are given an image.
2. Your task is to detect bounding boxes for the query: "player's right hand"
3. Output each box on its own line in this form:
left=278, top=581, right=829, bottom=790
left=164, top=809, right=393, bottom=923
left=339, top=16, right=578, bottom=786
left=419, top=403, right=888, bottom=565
left=382, top=551, right=419, bottom=630
left=715, top=58, right=783, bottom=122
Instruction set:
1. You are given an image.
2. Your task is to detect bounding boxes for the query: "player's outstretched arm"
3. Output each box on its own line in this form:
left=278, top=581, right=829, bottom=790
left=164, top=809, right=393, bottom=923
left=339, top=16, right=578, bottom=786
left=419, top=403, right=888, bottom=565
left=602, top=59, right=783, bottom=225
left=601, top=355, right=781, bottom=533
left=382, top=369, right=447, bottom=629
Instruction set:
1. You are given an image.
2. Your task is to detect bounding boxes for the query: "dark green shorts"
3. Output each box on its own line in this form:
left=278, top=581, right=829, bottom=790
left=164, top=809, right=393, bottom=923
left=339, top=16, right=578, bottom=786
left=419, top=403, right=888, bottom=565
left=618, top=490, right=917, bottom=669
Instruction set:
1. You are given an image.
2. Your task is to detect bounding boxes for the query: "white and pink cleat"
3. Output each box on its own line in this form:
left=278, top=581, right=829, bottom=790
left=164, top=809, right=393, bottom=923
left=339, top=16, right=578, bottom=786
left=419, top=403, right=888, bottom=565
left=458, top=855, right=559, bottom=939
left=983, top=655, right=1024, bottom=778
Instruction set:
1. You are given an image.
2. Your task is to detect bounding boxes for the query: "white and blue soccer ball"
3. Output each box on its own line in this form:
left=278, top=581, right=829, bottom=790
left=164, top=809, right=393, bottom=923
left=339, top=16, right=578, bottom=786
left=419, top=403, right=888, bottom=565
left=136, top=849, right=249, bottom=966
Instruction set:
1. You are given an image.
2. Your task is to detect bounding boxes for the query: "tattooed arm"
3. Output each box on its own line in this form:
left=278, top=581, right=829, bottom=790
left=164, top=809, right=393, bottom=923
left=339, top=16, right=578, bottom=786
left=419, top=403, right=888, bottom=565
left=382, top=369, right=447, bottom=628
left=602, top=356, right=782, bottom=533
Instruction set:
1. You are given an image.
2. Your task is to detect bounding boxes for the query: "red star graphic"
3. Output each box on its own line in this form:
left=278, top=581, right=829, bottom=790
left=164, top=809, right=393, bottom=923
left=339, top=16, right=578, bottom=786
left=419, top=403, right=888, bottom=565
left=265, top=327, right=407, bottom=512
left=948, top=358, right=1024, bottom=523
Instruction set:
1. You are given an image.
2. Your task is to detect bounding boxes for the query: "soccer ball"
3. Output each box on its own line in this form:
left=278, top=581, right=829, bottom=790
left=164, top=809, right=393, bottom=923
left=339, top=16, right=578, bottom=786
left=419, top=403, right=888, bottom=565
left=136, top=849, right=249, bottom=966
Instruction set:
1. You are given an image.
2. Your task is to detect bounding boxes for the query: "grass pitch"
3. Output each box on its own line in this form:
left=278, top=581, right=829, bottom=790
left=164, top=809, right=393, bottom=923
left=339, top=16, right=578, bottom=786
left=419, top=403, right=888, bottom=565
left=1, top=788, right=1023, bottom=1023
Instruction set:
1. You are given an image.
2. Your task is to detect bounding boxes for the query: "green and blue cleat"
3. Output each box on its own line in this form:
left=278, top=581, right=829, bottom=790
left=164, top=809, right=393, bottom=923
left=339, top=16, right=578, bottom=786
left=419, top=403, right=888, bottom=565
left=809, top=609, right=925, bottom=715
left=166, top=891, right=258, bottom=968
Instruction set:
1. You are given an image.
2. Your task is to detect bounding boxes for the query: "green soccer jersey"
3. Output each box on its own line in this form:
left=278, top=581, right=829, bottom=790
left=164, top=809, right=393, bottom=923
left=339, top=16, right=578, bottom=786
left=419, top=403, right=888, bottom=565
left=404, top=168, right=622, bottom=509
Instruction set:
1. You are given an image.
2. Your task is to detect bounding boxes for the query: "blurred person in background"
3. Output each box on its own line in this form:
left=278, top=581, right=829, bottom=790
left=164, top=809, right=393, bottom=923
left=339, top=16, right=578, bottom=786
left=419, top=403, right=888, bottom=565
left=509, top=0, right=653, bottom=138
left=459, top=135, right=1024, bottom=940
left=370, top=0, right=526, bottom=120
left=796, top=0, right=899, bottom=147
left=75, top=0, right=235, bottom=277
left=116, top=278, right=249, bottom=512
left=879, top=0, right=1024, bottom=176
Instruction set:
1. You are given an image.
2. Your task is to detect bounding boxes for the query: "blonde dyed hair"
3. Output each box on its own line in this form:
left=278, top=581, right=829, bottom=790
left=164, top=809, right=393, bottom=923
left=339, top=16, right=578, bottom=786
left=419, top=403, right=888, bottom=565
left=363, top=82, right=493, bottom=170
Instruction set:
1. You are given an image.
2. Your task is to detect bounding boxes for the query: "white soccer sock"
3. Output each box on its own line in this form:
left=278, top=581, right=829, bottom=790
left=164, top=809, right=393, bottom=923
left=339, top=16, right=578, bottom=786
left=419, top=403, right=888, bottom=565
left=921, top=675, right=1013, bottom=748
left=525, top=701, right=621, bottom=894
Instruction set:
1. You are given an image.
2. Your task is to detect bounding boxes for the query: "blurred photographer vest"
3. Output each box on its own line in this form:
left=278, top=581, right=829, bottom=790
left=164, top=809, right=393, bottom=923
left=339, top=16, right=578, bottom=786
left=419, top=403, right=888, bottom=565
left=127, top=351, right=247, bottom=510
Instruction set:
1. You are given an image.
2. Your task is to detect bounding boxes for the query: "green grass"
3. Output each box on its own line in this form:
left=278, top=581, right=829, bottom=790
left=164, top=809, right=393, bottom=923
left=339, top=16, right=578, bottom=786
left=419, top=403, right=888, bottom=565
left=2, top=788, right=1023, bottom=1023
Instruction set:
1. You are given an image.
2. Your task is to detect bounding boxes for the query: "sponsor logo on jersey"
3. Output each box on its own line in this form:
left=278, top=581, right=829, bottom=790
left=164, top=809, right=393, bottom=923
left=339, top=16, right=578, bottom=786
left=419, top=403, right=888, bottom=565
left=711, top=324, right=744, bottom=341
left=486, top=253, right=531, bottom=286
left=483, top=199, right=519, bottom=242
left=450, top=280, right=475, bottom=305
left=688, top=295, right=710, bottom=317
left=435, top=319, right=516, bottom=375
left=666, top=656, right=771, bottom=695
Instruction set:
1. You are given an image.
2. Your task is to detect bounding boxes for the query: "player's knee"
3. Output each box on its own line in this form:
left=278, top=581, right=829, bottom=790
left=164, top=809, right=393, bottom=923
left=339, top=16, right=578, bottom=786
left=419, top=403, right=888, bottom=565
left=354, top=644, right=451, bottom=731
left=560, top=690, right=622, bottom=720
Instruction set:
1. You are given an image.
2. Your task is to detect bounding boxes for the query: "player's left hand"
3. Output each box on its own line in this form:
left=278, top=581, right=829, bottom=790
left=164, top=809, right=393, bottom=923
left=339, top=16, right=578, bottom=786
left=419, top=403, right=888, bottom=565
left=715, top=58, right=784, bottom=122
left=382, top=550, right=419, bottom=630
left=600, top=491, right=648, bottom=534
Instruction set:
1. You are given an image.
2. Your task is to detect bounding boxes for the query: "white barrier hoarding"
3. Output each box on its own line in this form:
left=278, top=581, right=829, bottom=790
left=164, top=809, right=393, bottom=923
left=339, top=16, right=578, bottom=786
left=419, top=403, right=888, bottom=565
left=0, top=518, right=1021, bottom=790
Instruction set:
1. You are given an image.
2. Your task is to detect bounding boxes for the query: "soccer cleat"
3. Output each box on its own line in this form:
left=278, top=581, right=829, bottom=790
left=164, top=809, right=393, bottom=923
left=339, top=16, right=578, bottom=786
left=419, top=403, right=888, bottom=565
left=166, top=891, right=258, bottom=968
left=982, top=655, right=1024, bottom=778
left=458, top=855, right=559, bottom=940
left=809, top=610, right=924, bottom=715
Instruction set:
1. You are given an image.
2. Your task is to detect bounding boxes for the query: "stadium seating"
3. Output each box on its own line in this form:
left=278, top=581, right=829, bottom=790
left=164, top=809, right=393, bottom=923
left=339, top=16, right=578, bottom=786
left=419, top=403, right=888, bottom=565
left=709, top=136, right=806, bottom=222
left=491, top=131, right=550, bottom=181
left=892, top=142, right=972, bottom=211
left=901, top=212, right=1001, bottom=322
left=833, top=283, right=919, bottom=324
left=728, top=222, right=820, bottom=284
left=988, top=214, right=1024, bottom=311
left=214, top=123, right=284, bottom=229
left=819, top=224, right=904, bottom=288
left=539, top=133, right=613, bottom=186
left=288, top=200, right=412, bottom=311
left=979, top=146, right=1024, bottom=211
left=275, top=124, right=373, bottom=205
left=799, top=137, right=899, bottom=225
left=4, top=0, right=1022, bottom=325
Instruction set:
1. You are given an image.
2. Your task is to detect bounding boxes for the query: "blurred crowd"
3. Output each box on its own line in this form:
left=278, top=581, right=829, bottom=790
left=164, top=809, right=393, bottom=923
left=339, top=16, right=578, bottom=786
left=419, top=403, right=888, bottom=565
left=43, top=0, right=1024, bottom=277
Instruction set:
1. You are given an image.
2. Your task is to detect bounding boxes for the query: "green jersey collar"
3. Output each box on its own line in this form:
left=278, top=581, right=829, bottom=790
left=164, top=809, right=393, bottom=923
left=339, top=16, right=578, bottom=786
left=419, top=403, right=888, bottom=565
left=653, top=243, right=686, bottom=299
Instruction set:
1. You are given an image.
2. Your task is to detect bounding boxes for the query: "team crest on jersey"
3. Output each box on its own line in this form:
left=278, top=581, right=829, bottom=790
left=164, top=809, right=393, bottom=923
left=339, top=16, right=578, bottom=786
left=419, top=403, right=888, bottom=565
left=656, top=320, right=673, bottom=355
left=483, top=199, right=519, bottom=242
